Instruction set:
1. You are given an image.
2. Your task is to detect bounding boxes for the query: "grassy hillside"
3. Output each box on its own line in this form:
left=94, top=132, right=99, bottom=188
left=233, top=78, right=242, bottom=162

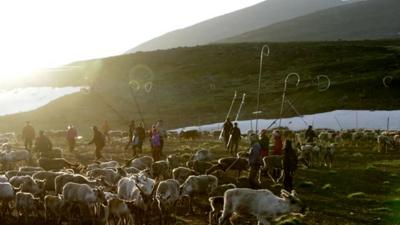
left=1, top=40, right=400, bottom=134
left=220, top=0, right=400, bottom=43
left=127, top=0, right=357, bottom=53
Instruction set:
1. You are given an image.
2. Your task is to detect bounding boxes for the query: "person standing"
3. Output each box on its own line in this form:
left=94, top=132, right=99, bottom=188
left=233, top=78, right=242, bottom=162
left=131, top=123, right=145, bottom=157
left=22, top=121, right=35, bottom=151
left=248, top=133, right=262, bottom=189
left=88, top=126, right=105, bottom=161
left=34, top=130, right=53, bottom=158
left=283, top=140, right=298, bottom=192
left=156, top=120, right=166, bottom=156
left=102, top=120, right=111, bottom=143
left=125, top=120, right=135, bottom=150
left=222, top=118, right=233, bottom=149
left=66, top=125, right=78, bottom=152
left=305, top=125, right=317, bottom=143
left=272, top=130, right=283, bottom=155
left=228, top=122, right=241, bottom=156
left=259, top=129, right=270, bottom=157
left=150, top=126, right=161, bottom=161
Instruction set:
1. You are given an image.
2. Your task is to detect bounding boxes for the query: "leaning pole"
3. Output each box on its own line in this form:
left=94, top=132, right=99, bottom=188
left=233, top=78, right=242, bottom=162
left=278, top=73, right=300, bottom=128
left=219, top=91, right=238, bottom=140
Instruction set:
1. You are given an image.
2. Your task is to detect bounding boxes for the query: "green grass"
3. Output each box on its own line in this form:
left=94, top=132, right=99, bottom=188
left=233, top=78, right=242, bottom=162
left=0, top=40, right=399, bottom=134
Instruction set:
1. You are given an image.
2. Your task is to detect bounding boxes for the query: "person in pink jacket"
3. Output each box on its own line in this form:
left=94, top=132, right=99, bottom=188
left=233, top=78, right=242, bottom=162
left=150, top=126, right=161, bottom=161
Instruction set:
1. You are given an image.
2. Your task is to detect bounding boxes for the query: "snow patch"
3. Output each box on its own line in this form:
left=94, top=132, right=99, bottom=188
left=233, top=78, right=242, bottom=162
left=0, top=86, right=83, bottom=116
left=172, top=110, right=400, bottom=132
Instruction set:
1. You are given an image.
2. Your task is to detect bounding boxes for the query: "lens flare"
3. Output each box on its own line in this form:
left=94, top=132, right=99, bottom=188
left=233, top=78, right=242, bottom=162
left=144, top=82, right=153, bottom=93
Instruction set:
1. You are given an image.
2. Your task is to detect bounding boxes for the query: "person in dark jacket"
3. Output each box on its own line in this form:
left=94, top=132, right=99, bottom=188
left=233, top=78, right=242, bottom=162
left=125, top=120, right=135, bottom=150
left=131, top=122, right=146, bottom=156
left=88, top=126, right=105, bottom=160
left=259, top=129, right=270, bottom=157
left=248, top=133, right=262, bottom=189
left=305, top=125, right=317, bottom=143
left=283, top=140, right=298, bottom=192
left=34, top=130, right=52, bottom=157
left=22, top=121, right=35, bottom=151
left=228, top=122, right=241, bottom=156
left=222, top=118, right=233, bottom=149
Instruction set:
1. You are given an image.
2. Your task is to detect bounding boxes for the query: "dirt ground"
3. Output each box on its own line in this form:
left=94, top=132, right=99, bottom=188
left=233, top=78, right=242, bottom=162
left=2, top=136, right=400, bottom=225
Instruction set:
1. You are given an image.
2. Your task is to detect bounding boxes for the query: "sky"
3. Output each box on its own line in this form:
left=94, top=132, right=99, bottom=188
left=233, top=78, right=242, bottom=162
left=0, top=0, right=264, bottom=83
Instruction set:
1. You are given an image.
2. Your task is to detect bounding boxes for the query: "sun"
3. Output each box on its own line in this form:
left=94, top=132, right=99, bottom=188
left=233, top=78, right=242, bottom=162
left=0, top=50, right=89, bottom=87
left=0, top=58, right=41, bottom=86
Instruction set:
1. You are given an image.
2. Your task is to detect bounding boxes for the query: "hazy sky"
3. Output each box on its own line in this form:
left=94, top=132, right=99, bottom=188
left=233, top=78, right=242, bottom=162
left=0, top=0, right=264, bottom=81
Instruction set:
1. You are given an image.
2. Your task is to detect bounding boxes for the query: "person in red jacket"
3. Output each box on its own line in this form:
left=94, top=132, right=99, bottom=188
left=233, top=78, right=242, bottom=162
left=272, top=130, right=283, bottom=155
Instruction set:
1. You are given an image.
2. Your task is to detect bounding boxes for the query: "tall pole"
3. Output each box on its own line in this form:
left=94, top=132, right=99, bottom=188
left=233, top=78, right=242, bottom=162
left=279, top=73, right=300, bottom=127
left=387, top=116, right=390, bottom=131
left=219, top=91, right=237, bottom=140
left=334, top=116, right=343, bottom=130
left=255, top=44, right=270, bottom=134
left=235, top=93, right=246, bottom=122
left=356, top=111, right=358, bottom=130
left=227, top=93, right=246, bottom=148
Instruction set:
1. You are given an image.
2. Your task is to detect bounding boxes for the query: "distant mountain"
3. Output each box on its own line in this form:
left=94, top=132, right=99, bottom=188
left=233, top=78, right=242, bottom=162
left=219, top=0, right=400, bottom=43
left=127, top=0, right=359, bottom=53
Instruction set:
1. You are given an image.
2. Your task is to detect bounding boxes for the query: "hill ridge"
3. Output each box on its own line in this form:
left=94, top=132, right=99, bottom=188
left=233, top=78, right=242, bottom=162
left=127, top=0, right=357, bottom=53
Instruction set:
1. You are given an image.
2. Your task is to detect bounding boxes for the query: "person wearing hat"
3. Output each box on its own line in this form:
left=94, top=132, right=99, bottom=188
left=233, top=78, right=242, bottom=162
left=248, top=133, right=262, bottom=189
left=88, top=126, right=105, bottom=160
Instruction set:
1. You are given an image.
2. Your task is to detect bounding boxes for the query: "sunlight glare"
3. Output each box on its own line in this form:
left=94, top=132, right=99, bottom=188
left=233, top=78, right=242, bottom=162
left=0, top=0, right=264, bottom=86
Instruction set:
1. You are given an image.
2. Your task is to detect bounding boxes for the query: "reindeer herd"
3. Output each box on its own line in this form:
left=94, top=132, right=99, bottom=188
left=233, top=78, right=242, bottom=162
left=0, top=127, right=399, bottom=225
